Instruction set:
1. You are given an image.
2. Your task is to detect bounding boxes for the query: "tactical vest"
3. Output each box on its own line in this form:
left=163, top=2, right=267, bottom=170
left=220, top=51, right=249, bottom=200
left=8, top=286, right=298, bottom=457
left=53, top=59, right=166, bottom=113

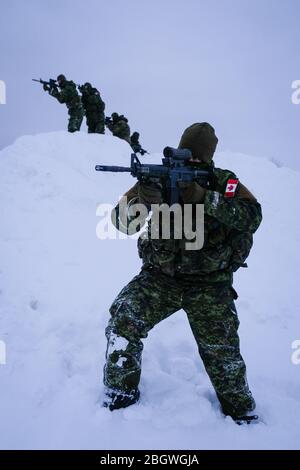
left=64, top=81, right=82, bottom=111
left=83, top=89, right=105, bottom=113
left=137, top=167, right=254, bottom=280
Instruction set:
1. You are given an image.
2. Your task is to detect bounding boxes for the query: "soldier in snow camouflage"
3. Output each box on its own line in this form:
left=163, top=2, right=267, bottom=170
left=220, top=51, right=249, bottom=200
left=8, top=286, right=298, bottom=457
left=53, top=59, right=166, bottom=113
left=44, top=74, right=84, bottom=133
left=106, top=112, right=131, bottom=144
left=79, top=82, right=105, bottom=134
left=130, top=131, right=148, bottom=155
left=103, top=122, right=262, bottom=423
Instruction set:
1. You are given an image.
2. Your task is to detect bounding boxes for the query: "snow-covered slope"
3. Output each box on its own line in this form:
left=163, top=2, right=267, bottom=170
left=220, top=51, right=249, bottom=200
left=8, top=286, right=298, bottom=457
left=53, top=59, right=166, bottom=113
left=0, top=132, right=299, bottom=450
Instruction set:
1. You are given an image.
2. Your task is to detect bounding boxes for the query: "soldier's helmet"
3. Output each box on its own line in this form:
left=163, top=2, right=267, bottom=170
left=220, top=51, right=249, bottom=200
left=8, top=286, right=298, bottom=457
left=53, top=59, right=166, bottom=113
left=111, top=112, right=119, bottom=120
left=83, top=82, right=92, bottom=90
left=178, top=122, right=218, bottom=163
left=57, top=74, right=66, bottom=86
left=131, top=132, right=139, bottom=141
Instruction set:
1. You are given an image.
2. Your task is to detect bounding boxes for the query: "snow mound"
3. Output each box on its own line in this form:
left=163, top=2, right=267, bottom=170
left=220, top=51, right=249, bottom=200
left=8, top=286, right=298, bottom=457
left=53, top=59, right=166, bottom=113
left=0, top=131, right=299, bottom=449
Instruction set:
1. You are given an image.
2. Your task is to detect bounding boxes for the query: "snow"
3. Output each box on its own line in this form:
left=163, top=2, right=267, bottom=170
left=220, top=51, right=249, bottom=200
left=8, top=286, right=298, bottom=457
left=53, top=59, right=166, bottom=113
left=0, top=131, right=299, bottom=450
left=108, top=334, right=129, bottom=356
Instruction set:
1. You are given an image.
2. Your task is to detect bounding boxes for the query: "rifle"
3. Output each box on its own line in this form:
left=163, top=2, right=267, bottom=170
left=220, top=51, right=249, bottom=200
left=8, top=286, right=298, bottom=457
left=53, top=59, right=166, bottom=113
left=32, top=78, right=58, bottom=90
left=130, top=146, right=149, bottom=156
left=77, top=84, right=86, bottom=92
left=95, top=147, right=209, bottom=205
left=105, top=116, right=113, bottom=126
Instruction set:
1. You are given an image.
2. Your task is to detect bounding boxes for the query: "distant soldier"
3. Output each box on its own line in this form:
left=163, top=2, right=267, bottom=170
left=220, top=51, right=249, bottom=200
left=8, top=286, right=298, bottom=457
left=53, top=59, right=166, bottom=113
left=105, top=112, right=119, bottom=132
left=105, top=112, right=131, bottom=144
left=79, top=82, right=105, bottom=134
left=44, top=74, right=83, bottom=133
left=130, top=132, right=148, bottom=155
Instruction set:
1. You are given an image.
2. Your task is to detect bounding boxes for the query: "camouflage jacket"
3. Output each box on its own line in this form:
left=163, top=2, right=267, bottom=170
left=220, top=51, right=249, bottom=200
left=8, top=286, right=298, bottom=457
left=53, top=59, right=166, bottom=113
left=112, top=166, right=262, bottom=283
left=109, top=119, right=131, bottom=141
left=81, top=88, right=105, bottom=115
left=50, top=80, right=82, bottom=113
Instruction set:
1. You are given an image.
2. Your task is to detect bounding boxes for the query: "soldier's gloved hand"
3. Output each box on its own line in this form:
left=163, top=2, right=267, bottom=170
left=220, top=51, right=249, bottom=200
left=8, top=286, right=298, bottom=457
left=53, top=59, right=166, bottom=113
left=49, top=87, right=58, bottom=97
left=178, top=181, right=206, bottom=204
left=43, top=84, right=49, bottom=91
left=138, top=181, right=162, bottom=207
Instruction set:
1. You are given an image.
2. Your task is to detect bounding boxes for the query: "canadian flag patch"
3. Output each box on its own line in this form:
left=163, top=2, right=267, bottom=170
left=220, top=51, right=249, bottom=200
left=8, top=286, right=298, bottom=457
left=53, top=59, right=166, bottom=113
left=225, top=179, right=239, bottom=198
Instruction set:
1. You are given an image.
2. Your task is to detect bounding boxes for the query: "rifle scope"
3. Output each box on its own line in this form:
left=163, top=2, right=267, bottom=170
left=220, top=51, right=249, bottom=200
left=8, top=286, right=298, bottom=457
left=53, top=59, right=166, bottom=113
left=163, top=147, right=192, bottom=160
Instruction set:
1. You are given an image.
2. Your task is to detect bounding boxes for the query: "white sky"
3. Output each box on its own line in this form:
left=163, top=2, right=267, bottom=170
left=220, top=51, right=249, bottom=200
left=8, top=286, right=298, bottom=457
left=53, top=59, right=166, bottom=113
left=1, top=0, right=300, bottom=170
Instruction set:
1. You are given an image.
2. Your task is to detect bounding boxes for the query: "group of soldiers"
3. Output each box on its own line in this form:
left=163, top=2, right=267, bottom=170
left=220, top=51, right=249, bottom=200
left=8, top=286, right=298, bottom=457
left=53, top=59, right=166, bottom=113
left=39, top=74, right=263, bottom=425
left=42, top=74, right=148, bottom=155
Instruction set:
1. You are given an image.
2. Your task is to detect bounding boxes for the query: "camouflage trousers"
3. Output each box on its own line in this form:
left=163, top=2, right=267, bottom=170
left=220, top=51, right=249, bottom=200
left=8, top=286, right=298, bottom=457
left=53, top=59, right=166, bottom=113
left=112, top=132, right=131, bottom=144
left=86, top=114, right=105, bottom=134
left=68, top=108, right=84, bottom=133
left=104, top=267, right=255, bottom=417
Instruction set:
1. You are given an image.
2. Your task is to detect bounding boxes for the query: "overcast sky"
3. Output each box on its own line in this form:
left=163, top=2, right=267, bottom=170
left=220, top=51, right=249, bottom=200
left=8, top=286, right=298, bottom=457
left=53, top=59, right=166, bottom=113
left=1, top=0, right=300, bottom=170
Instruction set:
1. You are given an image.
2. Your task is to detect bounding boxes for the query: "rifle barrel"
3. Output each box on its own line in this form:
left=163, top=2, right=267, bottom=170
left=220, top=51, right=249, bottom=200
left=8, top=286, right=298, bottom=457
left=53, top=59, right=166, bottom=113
left=95, top=165, right=131, bottom=172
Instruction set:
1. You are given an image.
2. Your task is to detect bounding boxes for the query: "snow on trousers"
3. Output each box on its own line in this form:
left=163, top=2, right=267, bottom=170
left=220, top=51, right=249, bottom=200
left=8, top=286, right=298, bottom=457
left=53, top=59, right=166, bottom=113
left=104, top=268, right=255, bottom=416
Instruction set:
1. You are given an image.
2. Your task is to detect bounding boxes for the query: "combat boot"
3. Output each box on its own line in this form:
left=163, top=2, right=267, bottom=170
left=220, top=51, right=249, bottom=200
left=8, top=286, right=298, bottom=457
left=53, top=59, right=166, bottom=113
left=232, top=414, right=259, bottom=425
left=103, top=388, right=140, bottom=411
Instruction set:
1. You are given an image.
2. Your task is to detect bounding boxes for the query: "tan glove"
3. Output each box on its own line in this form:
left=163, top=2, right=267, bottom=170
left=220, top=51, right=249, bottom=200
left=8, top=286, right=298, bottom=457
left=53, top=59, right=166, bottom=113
left=178, top=181, right=206, bottom=203
left=138, top=181, right=162, bottom=206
